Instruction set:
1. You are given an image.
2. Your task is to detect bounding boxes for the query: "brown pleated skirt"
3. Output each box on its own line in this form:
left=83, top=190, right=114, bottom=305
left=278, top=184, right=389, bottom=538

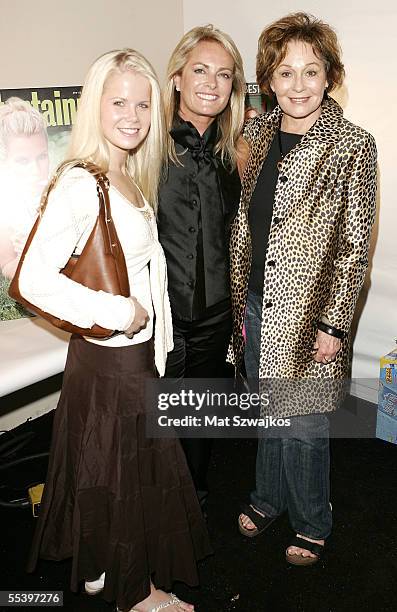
left=27, top=335, right=212, bottom=610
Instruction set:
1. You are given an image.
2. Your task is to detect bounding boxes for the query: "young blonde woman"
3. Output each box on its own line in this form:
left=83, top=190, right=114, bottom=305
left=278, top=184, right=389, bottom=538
left=20, top=49, right=210, bottom=612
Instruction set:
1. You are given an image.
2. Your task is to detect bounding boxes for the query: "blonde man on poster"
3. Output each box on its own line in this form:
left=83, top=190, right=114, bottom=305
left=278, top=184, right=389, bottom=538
left=0, top=97, right=49, bottom=279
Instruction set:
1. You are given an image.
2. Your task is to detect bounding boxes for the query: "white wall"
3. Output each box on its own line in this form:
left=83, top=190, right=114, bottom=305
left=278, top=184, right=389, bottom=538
left=184, top=0, right=397, bottom=400
left=0, top=0, right=184, bottom=86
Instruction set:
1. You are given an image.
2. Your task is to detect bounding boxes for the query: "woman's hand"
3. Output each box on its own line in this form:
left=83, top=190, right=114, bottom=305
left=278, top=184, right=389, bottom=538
left=124, top=296, right=149, bottom=338
left=312, top=329, right=341, bottom=365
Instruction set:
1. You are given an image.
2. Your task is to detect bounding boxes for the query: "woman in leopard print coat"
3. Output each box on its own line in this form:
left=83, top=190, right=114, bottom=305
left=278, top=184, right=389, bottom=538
left=232, top=13, right=377, bottom=565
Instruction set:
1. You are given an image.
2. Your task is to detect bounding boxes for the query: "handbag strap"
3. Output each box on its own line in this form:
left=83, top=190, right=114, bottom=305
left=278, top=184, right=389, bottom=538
left=44, top=160, right=121, bottom=258
left=76, top=162, right=122, bottom=259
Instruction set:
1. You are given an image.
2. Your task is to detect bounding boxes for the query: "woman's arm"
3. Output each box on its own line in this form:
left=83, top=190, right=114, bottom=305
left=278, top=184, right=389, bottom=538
left=321, top=131, right=377, bottom=333
left=18, top=169, right=135, bottom=332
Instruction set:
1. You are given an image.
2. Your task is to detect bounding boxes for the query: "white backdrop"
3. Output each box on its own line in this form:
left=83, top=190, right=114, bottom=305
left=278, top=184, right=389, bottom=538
left=184, top=0, right=397, bottom=401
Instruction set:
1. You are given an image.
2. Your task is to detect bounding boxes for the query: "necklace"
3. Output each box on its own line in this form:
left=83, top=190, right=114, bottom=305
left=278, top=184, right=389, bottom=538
left=141, top=208, right=153, bottom=223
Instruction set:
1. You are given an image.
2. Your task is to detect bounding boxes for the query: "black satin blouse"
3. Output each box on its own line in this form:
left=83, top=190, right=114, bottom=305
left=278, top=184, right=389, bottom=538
left=157, top=118, right=241, bottom=322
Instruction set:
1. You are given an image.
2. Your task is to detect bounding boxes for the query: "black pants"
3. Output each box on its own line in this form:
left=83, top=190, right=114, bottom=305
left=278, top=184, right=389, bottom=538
left=165, top=305, right=232, bottom=494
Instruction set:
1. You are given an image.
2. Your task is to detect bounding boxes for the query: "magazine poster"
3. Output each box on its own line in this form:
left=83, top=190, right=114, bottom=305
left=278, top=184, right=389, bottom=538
left=245, top=82, right=274, bottom=118
left=0, top=87, right=81, bottom=320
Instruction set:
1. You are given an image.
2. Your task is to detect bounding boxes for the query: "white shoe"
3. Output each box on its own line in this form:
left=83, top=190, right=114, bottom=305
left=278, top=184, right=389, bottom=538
left=85, top=571, right=105, bottom=595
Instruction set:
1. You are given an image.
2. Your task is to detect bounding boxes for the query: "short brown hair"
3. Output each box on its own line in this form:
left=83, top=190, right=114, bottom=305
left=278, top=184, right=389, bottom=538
left=256, top=12, right=345, bottom=96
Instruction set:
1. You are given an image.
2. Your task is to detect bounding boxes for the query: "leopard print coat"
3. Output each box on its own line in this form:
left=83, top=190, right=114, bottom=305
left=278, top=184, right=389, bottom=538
left=229, top=96, right=377, bottom=417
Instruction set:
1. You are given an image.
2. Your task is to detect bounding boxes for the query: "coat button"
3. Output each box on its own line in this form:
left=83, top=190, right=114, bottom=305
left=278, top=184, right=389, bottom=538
left=267, top=260, right=275, bottom=267
left=279, top=175, right=288, bottom=183
left=187, top=280, right=194, bottom=288
left=192, top=199, right=198, bottom=206
left=187, top=253, right=194, bottom=259
left=188, top=226, right=196, bottom=233
left=265, top=301, right=273, bottom=308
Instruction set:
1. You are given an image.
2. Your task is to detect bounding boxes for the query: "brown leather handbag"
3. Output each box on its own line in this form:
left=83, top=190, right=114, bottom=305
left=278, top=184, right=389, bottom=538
left=9, top=161, right=130, bottom=339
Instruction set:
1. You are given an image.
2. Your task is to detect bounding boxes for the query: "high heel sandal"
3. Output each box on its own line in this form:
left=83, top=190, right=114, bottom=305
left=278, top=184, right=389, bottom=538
left=117, top=592, right=184, bottom=612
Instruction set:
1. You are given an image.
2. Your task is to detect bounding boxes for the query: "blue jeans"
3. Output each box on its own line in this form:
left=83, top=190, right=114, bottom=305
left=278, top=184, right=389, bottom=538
left=244, top=289, right=332, bottom=540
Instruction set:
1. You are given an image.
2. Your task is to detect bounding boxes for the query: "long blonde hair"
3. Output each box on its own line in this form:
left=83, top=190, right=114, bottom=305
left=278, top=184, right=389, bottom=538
left=163, top=25, right=245, bottom=169
left=66, top=48, right=165, bottom=210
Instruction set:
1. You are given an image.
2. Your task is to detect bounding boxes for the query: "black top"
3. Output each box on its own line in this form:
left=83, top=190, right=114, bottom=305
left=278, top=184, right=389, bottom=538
left=248, top=130, right=302, bottom=295
left=157, top=118, right=241, bottom=321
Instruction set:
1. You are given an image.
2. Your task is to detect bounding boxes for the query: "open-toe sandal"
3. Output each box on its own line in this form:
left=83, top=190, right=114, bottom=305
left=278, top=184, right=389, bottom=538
left=285, top=535, right=324, bottom=566
left=118, top=592, right=183, bottom=612
left=238, top=502, right=276, bottom=538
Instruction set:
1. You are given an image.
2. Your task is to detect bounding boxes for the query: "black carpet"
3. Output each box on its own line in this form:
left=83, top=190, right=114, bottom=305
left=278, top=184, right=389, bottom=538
left=0, top=400, right=396, bottom=612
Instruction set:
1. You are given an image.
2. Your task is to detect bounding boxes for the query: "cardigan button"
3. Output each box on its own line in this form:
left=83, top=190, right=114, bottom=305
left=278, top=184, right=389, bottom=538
left=279, top=175, right=288, bottom=183
left=273, top=217, right=281, bottom=224
left=267, top=260, right=275, bottom=267
left=187, top=253, right=194, bottom=259
left=265, top=301, right=273, bottom=308
left=188, top=226, right=196, bottom=233
left=187, top=280, right=194, bottom=288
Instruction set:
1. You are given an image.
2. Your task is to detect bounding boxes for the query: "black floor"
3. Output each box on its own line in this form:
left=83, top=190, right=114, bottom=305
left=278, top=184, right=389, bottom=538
left=0, top=404, right=396, bottom=612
